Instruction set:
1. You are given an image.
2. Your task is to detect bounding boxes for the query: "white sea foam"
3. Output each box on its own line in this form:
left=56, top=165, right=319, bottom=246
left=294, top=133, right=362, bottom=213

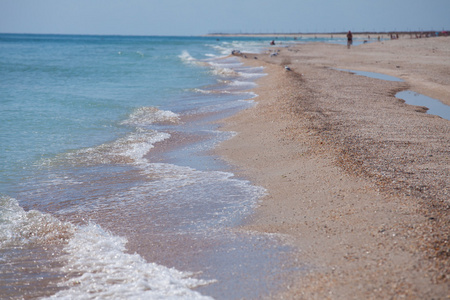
left=228, top=41, right=263, bottom=54
left=229, top=80, right=257, bottom=88
left=205, top=43, right=231, bottom=56
left=179, top=50, right=196, bottom=63
left=39, top=107, right=175, bottom=168
left=192, top=88, right=232, bottom=94
left=73, top=107, right=176, bottom=165
left=210, top=67, right=239, bottom=77
left=207, top=60, right=244, bottom=78
left=178, top=51, right=209, bottom=67
left=0, top=196, right=214, bottom=299
left=64, top=129, right=170, bottom=166
left=122, top=130, right=167, bottom=164
left=215, top=40, right=267, bottom=55
left=236, top=71, right=267, bottom=79
left=206, top=41, right=267, bottom=56
left=47, top=223, right=214, bottom=300
left=124, top=163, right=266, bottom=235
left=209, top=61, right=243, bottom=69
left=206, top=57, right=265, bottom=90
left=121, top=106, right=180, bottom=126
left=0, top=196, right=73, bottom=248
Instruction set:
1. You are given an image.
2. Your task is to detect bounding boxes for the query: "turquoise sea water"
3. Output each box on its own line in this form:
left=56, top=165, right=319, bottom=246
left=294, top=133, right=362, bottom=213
left=1, top=35, right=215, bottom=194
left=1, top=34, right=342, bottom=299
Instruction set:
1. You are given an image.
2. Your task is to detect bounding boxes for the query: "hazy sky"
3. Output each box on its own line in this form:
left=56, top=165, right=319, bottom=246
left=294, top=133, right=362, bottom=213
left=1, top=0, right=449, bottom=36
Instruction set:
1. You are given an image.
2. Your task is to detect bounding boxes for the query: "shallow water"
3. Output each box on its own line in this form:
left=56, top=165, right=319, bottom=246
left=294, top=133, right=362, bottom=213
left=338, top=68, right=449, bottom=120
left=337, top=68, right=404, bottom=82
left=1, top=34, right=313, bottom=299
left=396, top=90, right=450, bottom=120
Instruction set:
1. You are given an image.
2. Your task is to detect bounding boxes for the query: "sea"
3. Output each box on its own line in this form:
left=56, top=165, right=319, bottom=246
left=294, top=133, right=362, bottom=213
left=0, top=34, right=344, bottom=299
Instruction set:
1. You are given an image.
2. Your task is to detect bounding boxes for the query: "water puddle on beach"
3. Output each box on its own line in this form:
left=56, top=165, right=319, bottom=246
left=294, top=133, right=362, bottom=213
left=338, top=69, right=450, bottom=120
left=338, top=68, right=403, bottom=82
left=396, top=90, right=450, bottom=120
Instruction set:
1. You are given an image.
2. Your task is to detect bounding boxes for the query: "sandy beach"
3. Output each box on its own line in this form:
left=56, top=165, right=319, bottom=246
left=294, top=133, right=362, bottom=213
left=216, top=37, right=449, bottom=298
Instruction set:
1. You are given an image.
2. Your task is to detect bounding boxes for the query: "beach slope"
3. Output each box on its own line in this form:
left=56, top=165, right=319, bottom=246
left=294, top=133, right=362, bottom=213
left=217, top=37, right=449, bottom=299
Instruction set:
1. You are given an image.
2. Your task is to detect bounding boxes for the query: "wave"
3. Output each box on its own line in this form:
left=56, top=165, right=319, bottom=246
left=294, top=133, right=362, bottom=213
left=192, top=88, right=232, bottom=95
left=210, top=67, right=239, bottom=77
left=178, top=51, right=208, bottom=67
left=206, top=58, right=265, bottom=82
left=60, top=128, right=169, bottom=166
left=229, top=80, right=257, bottom=88
left=0, top=196, right=213, bottom=299
left=46, top=222, right=214, bottom=299
left=121, top=106, right=180, bottom=127
left=208, top=61, right=243, bottom=69
left=179, top=50, right=196, bottom=63
left=0, top=196, right=73, bottom=248
left=206, top=44, right=230, bottom=56
left=236, top=71, right=267, bottom=79
left=109, top=162, right=266, bottom=235
left=41, top=107, right=176, bottom=167
left=206, top=40, right=267, bottom=56
left=191, top=88, right=257, bottom=101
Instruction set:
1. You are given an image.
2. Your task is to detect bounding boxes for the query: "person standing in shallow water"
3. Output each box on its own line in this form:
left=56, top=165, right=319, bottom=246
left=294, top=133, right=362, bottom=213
left=347, top=30, right=353, bottom=49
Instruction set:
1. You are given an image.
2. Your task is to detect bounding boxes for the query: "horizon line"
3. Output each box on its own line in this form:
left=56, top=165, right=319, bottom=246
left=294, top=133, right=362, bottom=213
left=1, top=29, right=448, bottom=38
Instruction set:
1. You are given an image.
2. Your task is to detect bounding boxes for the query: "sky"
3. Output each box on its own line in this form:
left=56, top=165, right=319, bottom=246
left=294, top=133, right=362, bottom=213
left=0, top=0, right=449, bottom=36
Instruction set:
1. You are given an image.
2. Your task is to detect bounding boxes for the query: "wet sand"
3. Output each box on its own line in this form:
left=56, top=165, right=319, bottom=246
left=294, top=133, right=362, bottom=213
left=216, top=37, right=449, bottom=298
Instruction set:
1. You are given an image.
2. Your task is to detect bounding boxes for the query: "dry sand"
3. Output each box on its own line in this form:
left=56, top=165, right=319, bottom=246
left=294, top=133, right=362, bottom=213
left=216, top=37, right=449, bottom=299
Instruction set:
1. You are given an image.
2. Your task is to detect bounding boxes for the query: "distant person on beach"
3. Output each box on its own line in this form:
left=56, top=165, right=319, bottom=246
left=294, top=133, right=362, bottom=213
left=347, top=30, right=353, bottom=49
left=270, top=40, right=275, bottom=45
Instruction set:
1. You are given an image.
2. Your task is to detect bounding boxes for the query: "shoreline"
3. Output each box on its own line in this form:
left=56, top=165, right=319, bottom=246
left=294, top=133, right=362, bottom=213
left=206, top=32, right=449, bottom=40
left=216, top=37, right=449, bottom=298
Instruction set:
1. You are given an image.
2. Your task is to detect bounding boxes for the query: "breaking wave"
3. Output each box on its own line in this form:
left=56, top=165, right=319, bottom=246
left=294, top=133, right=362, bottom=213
left=0, top=196, right=214, bottom=300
